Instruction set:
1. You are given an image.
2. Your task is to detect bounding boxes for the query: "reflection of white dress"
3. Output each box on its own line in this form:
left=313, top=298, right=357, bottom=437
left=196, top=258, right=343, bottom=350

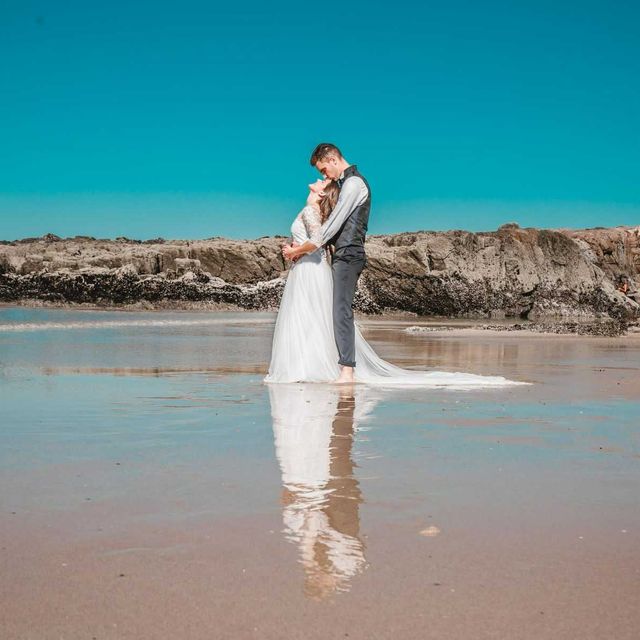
left=269, top=384, right=377, bottom=597
left=265, top=206, right=523, bottom=388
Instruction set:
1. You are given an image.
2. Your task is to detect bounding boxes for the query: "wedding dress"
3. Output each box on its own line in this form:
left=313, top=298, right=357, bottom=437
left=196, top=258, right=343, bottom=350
left=265, top=206, right=524, bottom=388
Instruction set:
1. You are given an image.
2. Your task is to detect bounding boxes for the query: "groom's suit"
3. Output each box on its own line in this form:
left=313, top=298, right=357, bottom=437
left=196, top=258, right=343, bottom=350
left=319, top=165, right=371, bottom=368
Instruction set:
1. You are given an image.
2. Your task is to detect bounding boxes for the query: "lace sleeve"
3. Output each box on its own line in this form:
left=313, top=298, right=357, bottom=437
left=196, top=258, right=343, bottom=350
left=301, top=206, right=322, bottom=246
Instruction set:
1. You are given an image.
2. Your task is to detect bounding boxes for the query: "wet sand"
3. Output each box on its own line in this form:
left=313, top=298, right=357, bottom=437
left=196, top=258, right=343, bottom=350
left=1, top=308, right=639, bottom=639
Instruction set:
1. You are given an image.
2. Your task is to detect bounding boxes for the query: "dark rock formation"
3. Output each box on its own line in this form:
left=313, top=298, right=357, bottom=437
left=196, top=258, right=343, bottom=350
left=360, top=226, right=639, bottom=320
left=478, top=320, right=632, bottom=337
left=405, top=319, right=635, bottom=337
left=1, top=226, right=639, bottom=320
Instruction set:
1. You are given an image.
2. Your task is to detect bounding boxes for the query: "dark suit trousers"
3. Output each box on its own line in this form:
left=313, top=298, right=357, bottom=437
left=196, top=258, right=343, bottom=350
left=332, top=255, right=366, bottom=367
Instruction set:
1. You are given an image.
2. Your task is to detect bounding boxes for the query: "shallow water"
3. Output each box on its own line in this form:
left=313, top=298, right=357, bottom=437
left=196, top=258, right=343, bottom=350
left=1, top=307, right=639, bottom=639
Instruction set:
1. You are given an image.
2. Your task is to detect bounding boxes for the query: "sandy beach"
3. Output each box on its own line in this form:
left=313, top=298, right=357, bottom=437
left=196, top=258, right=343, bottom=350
left=1, top=307, right=639, bottom=639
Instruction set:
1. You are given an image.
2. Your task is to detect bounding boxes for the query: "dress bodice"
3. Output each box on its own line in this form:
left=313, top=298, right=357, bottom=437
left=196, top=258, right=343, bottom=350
left=291, top=205, right=325, bottom=264
left=290, top=214, right=308, bottom=246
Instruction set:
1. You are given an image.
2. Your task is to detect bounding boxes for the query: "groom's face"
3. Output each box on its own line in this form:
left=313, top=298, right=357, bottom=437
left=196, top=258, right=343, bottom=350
left=315, top=155, right=341, bottom=180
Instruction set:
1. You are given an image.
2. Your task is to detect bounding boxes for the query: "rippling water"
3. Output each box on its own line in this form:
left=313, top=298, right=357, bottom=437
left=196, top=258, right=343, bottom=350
left=0, top=316, right=272, bottom=332
left=1, top=306, right=639, bottom=638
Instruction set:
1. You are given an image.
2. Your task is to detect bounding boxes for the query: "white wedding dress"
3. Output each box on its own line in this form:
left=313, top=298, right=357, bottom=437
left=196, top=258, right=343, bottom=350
left=265, top=205, right=524, bottom=388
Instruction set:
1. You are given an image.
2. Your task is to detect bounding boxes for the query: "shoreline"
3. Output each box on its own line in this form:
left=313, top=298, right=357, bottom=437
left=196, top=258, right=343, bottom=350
left=1, top=301, right=637, bottom=337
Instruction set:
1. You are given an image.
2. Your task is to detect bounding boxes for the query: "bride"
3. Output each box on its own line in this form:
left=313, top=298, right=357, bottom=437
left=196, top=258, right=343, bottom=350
left=265, top=179, right=523, bottom=388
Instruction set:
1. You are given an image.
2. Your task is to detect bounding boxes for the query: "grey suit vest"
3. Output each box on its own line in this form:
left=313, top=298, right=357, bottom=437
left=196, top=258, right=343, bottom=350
left=330, top=165, right=371, bottom=259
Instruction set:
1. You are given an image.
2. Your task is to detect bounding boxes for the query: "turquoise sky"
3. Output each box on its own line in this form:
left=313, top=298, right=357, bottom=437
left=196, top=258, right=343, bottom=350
left=1, top=0, right=638, bottom=240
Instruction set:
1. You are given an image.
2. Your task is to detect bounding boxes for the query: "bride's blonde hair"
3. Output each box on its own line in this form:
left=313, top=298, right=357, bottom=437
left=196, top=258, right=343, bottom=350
left=318, top=181, right=341, bottom=224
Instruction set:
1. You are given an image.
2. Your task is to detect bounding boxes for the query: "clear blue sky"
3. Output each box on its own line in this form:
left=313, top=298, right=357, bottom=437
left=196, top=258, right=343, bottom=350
left=1, top=0, right=638, bottom=240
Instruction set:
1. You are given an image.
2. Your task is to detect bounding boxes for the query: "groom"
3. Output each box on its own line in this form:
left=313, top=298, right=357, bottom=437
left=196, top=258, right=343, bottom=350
left=283, top=143, right=371, bottom=384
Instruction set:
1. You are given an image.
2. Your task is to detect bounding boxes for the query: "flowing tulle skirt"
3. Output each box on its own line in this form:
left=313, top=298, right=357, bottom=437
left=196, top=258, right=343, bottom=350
left=265, top=254, right=526, bottom=388
left=265, top=253, right=340, bottom=383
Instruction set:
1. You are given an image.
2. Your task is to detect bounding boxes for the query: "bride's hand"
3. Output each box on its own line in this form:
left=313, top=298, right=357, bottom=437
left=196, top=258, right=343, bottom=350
left=282, top=244, right=297, bottom=261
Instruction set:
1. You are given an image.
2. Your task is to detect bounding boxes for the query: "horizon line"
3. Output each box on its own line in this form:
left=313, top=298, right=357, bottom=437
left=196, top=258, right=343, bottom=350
left=2, top=222, right=638, bottom=244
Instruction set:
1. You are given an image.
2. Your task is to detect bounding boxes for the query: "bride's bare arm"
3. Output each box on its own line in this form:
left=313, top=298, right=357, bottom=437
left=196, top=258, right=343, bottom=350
left=282, top=240, right=317, bottom=261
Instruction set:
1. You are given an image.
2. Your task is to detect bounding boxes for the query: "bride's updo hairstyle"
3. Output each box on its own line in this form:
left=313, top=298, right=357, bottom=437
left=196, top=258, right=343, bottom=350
left=318, top=181, right=340, bottom=224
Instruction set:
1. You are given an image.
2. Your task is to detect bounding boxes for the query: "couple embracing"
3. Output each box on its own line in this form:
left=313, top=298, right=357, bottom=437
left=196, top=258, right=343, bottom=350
left=265, top=143, right=521, bottom=389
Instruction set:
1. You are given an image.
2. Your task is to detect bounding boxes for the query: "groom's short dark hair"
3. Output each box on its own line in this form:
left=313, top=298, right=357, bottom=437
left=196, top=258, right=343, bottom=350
left=310, top=143, right=343, bottom=166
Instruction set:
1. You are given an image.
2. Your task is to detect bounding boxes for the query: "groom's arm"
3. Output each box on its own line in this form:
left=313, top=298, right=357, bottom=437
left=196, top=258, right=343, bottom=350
left=316, top=177, right=368, bottom=248
left=282, top=176, right=368, bottom=261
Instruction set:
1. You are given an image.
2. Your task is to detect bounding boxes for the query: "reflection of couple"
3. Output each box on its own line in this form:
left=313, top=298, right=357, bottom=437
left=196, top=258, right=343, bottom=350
left=269, top=383, right=379, bottom=599
left=265, top=142, right=521, bottom=388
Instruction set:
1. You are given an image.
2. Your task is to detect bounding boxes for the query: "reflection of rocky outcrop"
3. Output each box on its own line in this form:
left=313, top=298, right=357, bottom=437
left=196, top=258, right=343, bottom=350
left=1, top=226, right=639, bottom=319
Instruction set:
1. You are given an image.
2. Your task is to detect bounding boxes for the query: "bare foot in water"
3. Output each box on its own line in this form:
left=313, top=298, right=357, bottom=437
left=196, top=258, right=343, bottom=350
left=333, top=366, right=355, bottom=384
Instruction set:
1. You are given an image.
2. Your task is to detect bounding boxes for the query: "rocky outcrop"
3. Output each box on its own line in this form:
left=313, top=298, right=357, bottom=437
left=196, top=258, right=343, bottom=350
left=1, top=226, right=638, bottom=319
left=563, top=226, right=640, bottom=284
left=360, top=225, right=639, bottom=320
left=0, top=235, right=285, bottom=284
